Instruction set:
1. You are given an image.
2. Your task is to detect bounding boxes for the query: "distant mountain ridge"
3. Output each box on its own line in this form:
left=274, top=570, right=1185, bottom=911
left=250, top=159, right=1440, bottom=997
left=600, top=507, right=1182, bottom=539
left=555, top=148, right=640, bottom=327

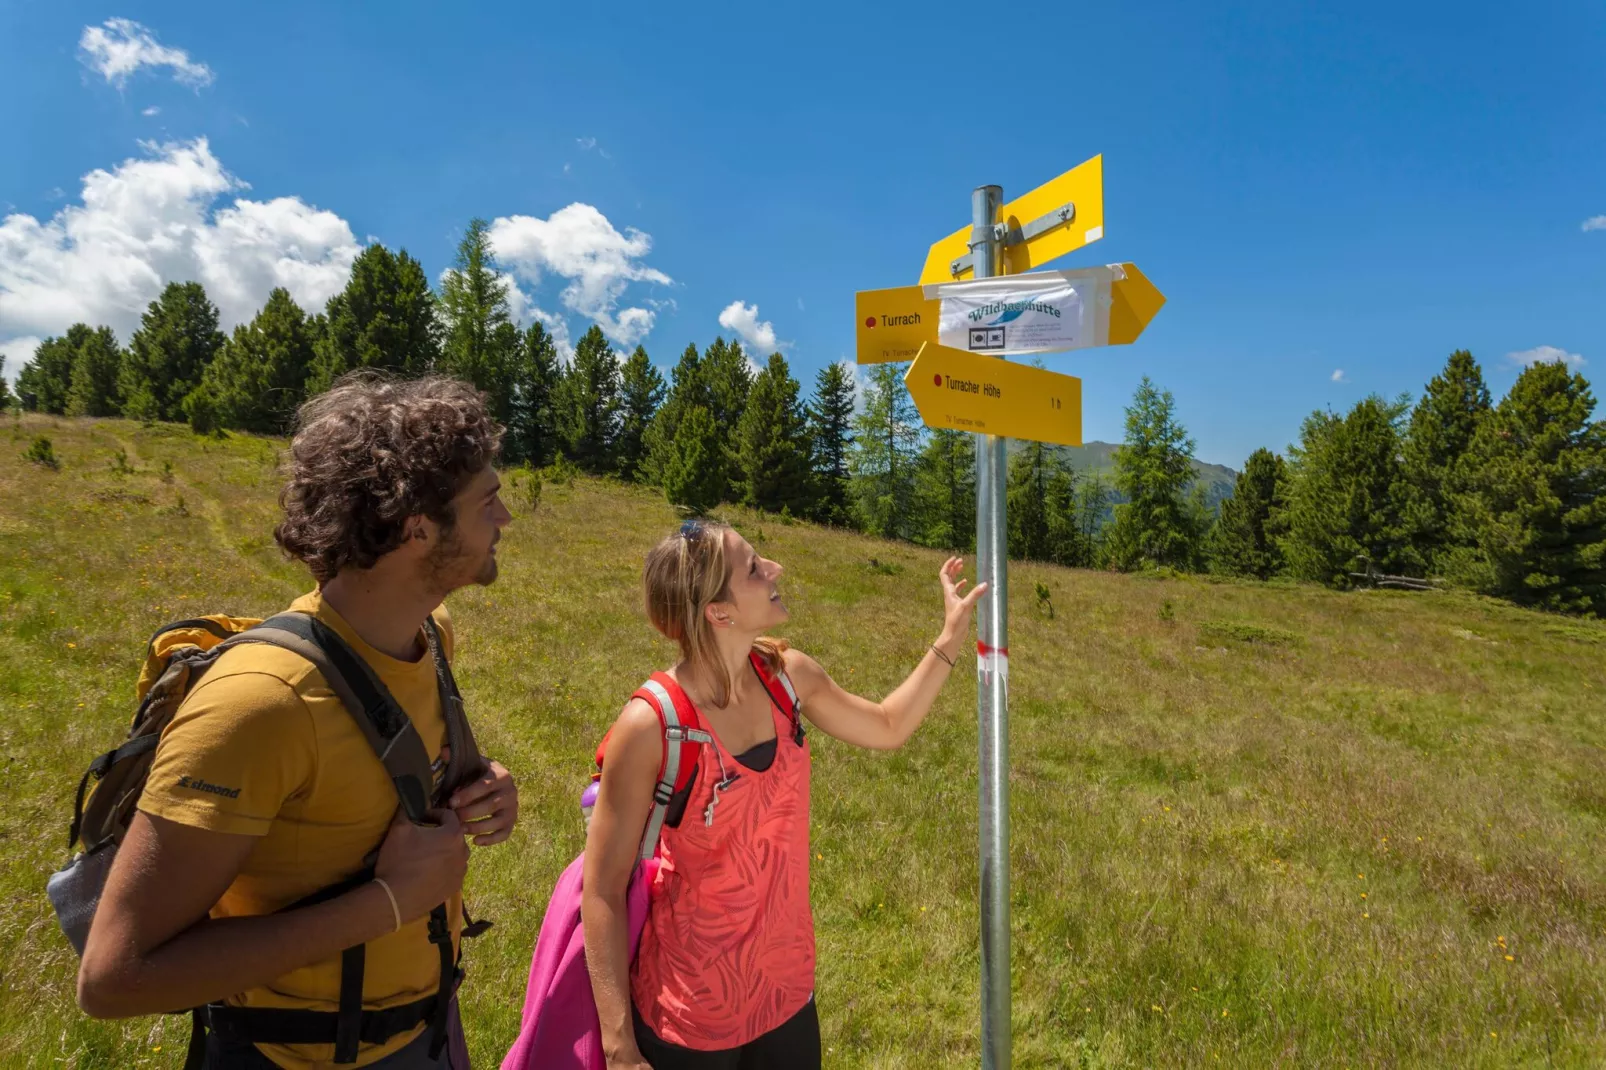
left=1006, top=440, right=1240, bottom=513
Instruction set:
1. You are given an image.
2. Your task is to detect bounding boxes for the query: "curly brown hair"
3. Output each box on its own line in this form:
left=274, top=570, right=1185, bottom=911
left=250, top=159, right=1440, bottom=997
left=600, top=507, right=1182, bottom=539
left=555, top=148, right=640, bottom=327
left=274, top=371, right=504, bottom=583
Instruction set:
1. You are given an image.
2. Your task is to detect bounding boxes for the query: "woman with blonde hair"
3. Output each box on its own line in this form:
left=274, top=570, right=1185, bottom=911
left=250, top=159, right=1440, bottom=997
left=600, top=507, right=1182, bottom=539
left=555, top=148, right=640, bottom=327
left=581, top=518, right=986, bottom=1070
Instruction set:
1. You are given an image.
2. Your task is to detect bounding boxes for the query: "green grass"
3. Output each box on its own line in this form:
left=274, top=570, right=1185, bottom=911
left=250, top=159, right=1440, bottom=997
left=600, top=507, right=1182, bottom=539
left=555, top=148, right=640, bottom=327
left=4, top=413, right=1606, bottom=1068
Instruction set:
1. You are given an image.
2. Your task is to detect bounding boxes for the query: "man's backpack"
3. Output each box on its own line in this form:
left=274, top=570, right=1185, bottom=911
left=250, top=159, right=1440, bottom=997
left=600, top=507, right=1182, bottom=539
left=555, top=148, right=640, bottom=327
left=47, top=611, right=488, bottom=1068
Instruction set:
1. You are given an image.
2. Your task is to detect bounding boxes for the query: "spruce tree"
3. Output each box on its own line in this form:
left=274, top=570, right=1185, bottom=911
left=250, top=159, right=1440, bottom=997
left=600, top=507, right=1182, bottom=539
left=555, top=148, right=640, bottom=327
left=913, top=428, right=975, bottom=551
left=1076, top=473, right=1112, bottom=567
left=1045, top=457, right=1085, bottom=566
left=1277, top=395, right=1410, bottom=585
left=308, top=244, right=441, bottom=393
left=703, top=337, right=753, bottom=436
left=661, top=405, right=727, bottom=512
left=734, top=353, right=813, bottom=514
left=0, top=363, right=12, bottom=411
left=554, top=324, right=622, bottom=472
left=806, top=362, right=856, bottom=526
left=120, top=282, right=225, bottom=422
left=190, top=289, right=315, bottom=434
left=702, top=337, right=754, bottom=502
left=1006, top=443, right=1083, bottom=565
left=641, top=344, right=712, bottom=487
left=1206, top=448, right=1287, bottom=578
left=438, top=219, right=517, bottom=423
left=508, top=321, right=563, bottom=467
left=617, top=345, right=665, bottom=481
left=1007, top=442, right=1052, bottom=561
left=1107, top=377, right=1200, bottom=570
left=849, top=362, right=923, bottom=539
left=17, top=328, right=86, bottom=414
left=1397, top=350, right=1491, bottom=573
left=66, top=326, right=123, bottom=417
left=1447, top=361, right=1606, bottom=615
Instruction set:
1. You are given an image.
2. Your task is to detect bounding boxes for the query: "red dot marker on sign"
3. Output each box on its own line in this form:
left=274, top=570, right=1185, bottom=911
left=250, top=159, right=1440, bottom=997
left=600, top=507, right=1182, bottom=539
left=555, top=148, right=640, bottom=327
left=934, top=374, right=943, bottom=386
left=865, top=317, right=876, bottom=329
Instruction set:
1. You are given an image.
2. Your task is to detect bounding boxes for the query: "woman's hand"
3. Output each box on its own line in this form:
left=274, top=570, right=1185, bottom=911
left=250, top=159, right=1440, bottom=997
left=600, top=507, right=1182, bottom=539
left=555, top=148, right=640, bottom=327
left=936, top=556, right=988, bottom=658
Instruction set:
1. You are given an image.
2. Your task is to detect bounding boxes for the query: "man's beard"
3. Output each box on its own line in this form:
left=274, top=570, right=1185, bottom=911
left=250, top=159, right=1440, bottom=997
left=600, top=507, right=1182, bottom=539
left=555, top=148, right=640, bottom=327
left=424, top=526, right=497, bottom=591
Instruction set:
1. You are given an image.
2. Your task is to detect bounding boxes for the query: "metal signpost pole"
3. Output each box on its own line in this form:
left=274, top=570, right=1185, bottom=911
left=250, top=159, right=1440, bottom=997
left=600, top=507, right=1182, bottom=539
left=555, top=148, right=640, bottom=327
left=969, top=183, right=1011, bottom=1070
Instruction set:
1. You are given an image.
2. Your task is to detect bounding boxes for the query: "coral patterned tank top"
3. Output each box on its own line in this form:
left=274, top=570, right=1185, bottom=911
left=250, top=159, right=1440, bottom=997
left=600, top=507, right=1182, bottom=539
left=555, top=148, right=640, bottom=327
left=631, top=658, right=814, bottom=1050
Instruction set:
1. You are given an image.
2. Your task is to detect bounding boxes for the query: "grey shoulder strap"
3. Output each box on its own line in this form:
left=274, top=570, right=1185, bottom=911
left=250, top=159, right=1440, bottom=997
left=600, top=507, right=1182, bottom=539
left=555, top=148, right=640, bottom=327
left=422, top=615, right=484, bottom=803
left=223, top=613, right=435, bottom=824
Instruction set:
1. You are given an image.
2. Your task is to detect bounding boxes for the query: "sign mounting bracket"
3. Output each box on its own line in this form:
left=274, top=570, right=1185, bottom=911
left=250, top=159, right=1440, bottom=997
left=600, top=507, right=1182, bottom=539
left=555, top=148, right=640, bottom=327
left=948, top=201, right=1077, bottom=279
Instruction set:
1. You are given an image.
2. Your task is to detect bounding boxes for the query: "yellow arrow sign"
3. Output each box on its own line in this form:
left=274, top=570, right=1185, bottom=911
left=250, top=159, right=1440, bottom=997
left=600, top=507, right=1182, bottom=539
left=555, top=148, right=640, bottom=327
left=855, top=284, right=939, bottom=364
left=1107, top=261, right=1165, bottom=345
left=919, top=155, right=1105, bottom=286
left=905, top=342, right=1082, bottom=446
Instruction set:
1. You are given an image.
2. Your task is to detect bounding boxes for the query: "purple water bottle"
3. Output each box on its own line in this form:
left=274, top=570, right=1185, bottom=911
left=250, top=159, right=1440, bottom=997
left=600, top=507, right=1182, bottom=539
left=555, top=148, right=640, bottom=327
left=580, top=779, right=600, bottom=826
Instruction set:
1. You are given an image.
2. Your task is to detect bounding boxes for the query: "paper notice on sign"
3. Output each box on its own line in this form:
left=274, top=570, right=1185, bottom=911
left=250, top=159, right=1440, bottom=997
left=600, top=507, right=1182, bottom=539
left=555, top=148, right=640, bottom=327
left=936, top=276, right=1088, bottom=355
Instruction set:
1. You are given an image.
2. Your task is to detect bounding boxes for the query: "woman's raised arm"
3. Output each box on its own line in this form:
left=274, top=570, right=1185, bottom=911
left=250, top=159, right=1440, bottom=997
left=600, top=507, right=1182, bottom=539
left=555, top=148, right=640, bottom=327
left=787, top=557, right=986, bottom=750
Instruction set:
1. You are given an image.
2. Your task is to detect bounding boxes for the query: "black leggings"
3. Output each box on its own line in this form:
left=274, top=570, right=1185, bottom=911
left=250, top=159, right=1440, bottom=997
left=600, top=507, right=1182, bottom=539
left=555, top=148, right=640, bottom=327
left=634, top=998, right=822, bottom=1070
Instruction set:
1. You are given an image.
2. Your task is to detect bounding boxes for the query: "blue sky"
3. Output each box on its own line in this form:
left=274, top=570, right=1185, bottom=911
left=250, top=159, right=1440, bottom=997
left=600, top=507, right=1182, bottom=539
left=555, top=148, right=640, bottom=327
left=2, top=1, right=1602, bottom=468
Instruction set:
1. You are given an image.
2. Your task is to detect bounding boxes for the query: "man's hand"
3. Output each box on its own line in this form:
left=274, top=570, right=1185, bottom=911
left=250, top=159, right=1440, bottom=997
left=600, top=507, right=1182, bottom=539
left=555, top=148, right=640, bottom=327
left=448, top=759, right=519, bottom=846
left=374, top=809, right=471, bottom=920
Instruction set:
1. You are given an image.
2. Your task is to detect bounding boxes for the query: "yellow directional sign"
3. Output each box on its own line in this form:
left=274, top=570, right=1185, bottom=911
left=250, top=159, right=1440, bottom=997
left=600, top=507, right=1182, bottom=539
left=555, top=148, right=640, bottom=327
left=905, top=342, right=1082, bottom=446
left=919, top=155, right=1105, bottom=286
left=1108, top=262, right=1165, bottom=345
left=855, top=285, right=939, bottom=364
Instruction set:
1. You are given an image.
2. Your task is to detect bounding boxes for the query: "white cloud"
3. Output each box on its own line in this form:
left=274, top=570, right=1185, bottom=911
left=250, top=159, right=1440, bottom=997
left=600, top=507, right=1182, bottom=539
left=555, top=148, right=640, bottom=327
left=142, top=106, right=160, bottom=117
left=1, top=335, right=42, bottom=384
left=576, top=137, right=597, bottom=152
left=0, top=139, right=360, bottom=347
left=1582, top=215, right=1606, bottom=233
left=718, top=300, right=780, bottom=356
left=489, top=203, right=671, bottom=348
left=499, top=274, right=535, bottom=326
left=1330, top=368, right=1347, bottom=382
left=1507, top=345, right=1585, bottom=369
left=79, top=18, right=214, bottom=89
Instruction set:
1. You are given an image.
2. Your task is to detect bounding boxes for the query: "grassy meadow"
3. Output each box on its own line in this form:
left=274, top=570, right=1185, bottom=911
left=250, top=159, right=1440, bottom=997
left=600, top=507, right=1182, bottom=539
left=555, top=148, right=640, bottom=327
left=3, top=412, right=1605, bottom=1068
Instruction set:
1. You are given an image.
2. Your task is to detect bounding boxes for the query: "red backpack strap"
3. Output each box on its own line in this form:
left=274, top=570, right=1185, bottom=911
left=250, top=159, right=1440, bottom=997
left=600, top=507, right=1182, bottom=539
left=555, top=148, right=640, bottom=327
left=748, top=650, right=804, bottom=746
left=626, top=672, right=712, bottom=860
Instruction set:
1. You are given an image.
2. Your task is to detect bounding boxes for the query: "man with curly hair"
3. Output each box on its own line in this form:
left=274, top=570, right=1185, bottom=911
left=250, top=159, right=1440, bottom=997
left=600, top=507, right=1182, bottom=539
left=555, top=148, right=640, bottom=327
left=77, top=373, right=519, bottom=1069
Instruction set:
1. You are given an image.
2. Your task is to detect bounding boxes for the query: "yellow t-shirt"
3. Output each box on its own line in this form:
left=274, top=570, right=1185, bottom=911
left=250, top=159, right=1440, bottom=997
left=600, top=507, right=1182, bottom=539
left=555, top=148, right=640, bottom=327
left=139, top=590, right=464, bottom=1070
